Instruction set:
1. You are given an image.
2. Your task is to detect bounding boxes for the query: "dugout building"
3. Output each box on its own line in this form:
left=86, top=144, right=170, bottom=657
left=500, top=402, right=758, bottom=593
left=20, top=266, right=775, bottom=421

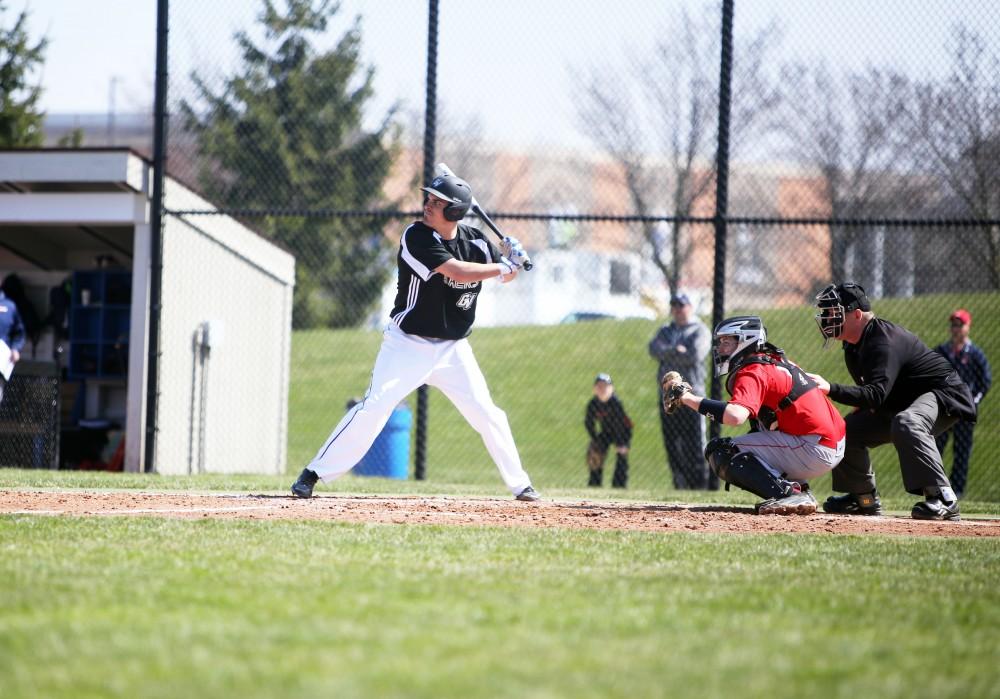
left=0, top=148, right=295, bottom=475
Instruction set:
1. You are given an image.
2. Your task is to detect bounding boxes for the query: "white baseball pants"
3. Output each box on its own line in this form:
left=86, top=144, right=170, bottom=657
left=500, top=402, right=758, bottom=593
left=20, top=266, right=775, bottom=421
left=307, top=323, right=533, bottom=494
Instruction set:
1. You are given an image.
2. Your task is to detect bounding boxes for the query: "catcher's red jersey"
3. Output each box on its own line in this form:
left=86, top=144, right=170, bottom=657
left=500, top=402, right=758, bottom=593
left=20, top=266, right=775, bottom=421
left=728, top=359, right=846, bottom=448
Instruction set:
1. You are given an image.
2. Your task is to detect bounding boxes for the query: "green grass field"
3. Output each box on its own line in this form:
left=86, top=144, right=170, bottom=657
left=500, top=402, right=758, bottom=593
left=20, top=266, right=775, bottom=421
left=290, top=290, right=1000, bottom=500
left=2, top=290, right=997, bottom=698
left=2, top=513, right=999, bottom=699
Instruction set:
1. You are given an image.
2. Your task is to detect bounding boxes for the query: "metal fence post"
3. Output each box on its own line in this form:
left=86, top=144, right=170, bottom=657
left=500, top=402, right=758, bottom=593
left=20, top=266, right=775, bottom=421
left=414, top=0, right=440, bottom=481
left=708, top=0, right=735, bottom=487
left=144, top=0, right=169, bottom=474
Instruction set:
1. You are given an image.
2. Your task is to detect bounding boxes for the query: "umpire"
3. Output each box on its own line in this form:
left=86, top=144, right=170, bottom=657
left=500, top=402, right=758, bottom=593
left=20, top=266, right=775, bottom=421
left=808, top=282, right=977, bottom=521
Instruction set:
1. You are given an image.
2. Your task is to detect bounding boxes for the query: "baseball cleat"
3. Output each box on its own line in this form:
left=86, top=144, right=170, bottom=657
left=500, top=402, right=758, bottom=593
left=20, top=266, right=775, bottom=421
left=756, top=484, right=817, bottom=515
left=291, top=468, right=319, bottom=498
left=911, top=497, right=960, bottom=521
left=822, top=490, right=882, bottom=516
left=515, top=486, right=541, bottom=502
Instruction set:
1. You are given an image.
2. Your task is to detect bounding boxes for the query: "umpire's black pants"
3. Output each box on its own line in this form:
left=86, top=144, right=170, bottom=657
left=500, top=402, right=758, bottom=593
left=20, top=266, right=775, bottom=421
left=658, top=402, right=708, bottom=489
left=832, top=392, right=958, bottom=497
left=935, top=420, right=976, bottom=497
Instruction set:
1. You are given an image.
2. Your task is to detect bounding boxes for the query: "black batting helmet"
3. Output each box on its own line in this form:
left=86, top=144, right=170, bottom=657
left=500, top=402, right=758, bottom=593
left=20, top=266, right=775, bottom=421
left=421, top=174, right=473, bottom=222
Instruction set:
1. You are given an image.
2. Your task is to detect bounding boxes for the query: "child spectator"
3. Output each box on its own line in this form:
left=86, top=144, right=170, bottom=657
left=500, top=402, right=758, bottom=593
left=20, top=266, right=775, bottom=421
left=584, top=373, right=634, bottom=488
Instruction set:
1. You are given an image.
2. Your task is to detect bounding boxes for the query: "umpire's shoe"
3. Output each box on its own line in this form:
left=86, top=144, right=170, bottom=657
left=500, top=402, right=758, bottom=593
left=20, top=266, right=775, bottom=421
left=911, top=496, right=960, bottom=521
left=515, top=486, right=541, bottom=502
left=291, top=468, right=319, bottom=498
left=822, top=490, right=882, bottom=516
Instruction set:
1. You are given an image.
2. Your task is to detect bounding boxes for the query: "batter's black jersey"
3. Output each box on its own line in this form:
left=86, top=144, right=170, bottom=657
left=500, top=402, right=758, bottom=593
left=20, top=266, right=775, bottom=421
left=390, top=221, right=501, bottom=340
left=828, top=317, right=978, bottom=423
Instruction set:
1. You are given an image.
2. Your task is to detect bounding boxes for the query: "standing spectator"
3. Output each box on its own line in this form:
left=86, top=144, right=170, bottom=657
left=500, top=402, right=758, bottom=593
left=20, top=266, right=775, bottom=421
left=934, top=309, right=991, bottom=498
left=648, top=292, right=712, bottom=489
left=809, top=282, right=978, bottom=521
left=584, top=373, right=633, bottom=488
left=0, top=279, right=26, bottom=406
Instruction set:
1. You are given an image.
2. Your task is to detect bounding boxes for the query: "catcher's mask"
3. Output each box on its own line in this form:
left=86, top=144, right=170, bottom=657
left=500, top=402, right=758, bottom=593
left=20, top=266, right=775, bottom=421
left=814, top=282, right=870, bottom=348
left=712, top=316, right=766, bottom=377
left=421, top=174, right=473, bottom=222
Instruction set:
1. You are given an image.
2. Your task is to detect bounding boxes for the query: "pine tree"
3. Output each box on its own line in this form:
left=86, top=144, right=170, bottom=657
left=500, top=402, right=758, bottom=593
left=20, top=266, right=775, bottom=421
left=0, top=2, right=48, bottom=147
left=181, top=0, right=399, bottom=328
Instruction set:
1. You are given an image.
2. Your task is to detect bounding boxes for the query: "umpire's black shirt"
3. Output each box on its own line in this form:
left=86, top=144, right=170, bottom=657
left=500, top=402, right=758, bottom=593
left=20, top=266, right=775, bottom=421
left=828, top=317, right=977, bottom=423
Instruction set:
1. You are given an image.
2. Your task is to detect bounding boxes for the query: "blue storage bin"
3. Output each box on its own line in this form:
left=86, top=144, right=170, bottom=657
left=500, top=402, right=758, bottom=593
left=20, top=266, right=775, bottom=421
left=353, top=405, right=411, bottom=479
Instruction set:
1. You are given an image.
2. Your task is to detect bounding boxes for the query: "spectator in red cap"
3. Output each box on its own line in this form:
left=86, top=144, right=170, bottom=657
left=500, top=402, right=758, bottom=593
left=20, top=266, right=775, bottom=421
left=934, top=309, right=992, bottom=498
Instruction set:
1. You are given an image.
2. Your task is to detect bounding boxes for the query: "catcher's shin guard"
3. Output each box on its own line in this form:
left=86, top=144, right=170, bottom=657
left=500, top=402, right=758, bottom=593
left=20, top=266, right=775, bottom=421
left=723, top=451, right=794, bottom=501
left=705, top=437, right=737, bottom=481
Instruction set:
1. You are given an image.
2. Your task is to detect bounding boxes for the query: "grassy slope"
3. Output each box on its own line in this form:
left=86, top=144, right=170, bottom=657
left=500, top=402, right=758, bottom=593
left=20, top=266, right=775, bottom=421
left=289, top=291, right=1000, bottom=500
left=2, top=516, right=999, bottom=699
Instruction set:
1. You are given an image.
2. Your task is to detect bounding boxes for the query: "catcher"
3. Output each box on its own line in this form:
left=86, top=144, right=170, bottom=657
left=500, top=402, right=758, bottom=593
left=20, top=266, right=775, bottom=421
left=661, top=316, right=846, bottom=515
left=584, top=373, right=634, bottom=488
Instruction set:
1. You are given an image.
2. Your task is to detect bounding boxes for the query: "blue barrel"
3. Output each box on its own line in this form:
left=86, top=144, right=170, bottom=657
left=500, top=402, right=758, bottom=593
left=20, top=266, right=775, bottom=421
left=353, top=405, right=412, bottom=479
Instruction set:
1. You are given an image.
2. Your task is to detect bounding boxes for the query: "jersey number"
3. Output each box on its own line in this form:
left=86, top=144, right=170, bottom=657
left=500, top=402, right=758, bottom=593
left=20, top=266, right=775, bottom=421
left=456, top=292, right=476, bottom=310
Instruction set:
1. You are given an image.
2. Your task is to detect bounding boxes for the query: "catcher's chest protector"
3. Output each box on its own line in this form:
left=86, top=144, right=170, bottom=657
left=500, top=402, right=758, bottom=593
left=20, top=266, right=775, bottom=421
left=726, top=354, right=818, bottom=410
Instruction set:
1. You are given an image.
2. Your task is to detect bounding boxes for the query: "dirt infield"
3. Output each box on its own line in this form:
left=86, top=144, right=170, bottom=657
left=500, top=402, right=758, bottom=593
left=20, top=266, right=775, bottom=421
left=3, top=489, right=999, bottom=537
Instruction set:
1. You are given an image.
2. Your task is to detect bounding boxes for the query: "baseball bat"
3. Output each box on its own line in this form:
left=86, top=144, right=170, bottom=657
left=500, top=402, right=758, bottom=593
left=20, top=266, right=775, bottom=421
left=435, top=163, right=534, bottom=271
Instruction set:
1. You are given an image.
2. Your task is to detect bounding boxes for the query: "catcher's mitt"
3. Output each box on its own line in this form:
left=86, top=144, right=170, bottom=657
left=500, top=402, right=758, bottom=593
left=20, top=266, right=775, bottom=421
left=661, top=370, right=693, bottom=415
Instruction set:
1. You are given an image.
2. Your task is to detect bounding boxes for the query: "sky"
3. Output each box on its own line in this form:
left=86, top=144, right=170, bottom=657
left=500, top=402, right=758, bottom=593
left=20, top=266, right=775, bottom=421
left=10, top=1, right=999, bottom=150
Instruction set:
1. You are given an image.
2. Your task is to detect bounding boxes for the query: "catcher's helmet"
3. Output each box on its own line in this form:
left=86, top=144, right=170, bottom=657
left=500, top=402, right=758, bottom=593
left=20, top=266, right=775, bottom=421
left=712, top=316, right=766, bottom=377
left=421, top=174, right=473, bottom=222
left=814, top=282, right=870, bottom=347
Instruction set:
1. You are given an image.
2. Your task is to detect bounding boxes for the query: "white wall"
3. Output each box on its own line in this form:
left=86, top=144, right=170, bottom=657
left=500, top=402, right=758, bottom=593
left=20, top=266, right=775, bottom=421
left=155, top=209, right=294, bottom=475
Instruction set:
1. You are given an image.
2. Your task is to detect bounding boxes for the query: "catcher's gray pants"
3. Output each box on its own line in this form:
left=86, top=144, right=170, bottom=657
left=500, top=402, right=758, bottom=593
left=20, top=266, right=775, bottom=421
left=731, top=430, right=844, bottom=483
left=832, top=392, right=958, bottom=497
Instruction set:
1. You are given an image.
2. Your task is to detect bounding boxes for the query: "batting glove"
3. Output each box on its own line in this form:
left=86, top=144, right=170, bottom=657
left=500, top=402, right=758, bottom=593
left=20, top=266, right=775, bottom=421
left=498, top=256, right=518, bottom=278
left=502, top=237, right=530, bottom=269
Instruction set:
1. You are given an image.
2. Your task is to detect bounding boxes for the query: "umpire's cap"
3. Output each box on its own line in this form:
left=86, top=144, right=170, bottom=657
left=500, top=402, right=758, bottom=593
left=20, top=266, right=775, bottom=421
left=833, top=282, right=871, bottom=312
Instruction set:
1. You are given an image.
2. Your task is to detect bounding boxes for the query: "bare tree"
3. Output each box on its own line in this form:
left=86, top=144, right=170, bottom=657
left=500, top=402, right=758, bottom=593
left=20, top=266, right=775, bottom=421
left=776, top=61, right=925, bottom=296
left=574, top=5, right=780, bottom=296
left=402, top=103, right=531, bottom=209
left=900, top=25, right=1000, bottom=289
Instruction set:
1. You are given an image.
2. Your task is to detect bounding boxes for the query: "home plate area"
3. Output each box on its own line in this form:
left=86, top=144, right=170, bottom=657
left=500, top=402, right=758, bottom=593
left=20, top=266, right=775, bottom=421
left=2, top=490, right=998, bottom=538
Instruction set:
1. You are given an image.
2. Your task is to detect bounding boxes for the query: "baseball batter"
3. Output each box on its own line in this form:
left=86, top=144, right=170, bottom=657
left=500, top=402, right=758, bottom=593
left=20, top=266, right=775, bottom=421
left=291, top=171, right=540, bottom=501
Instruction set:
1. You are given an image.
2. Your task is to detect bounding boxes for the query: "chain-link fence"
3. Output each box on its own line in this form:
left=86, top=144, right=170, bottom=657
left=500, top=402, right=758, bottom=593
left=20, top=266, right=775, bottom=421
left=0, top=361, right=59, bottom=470
left=152, top=0, right=999, bottom=499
